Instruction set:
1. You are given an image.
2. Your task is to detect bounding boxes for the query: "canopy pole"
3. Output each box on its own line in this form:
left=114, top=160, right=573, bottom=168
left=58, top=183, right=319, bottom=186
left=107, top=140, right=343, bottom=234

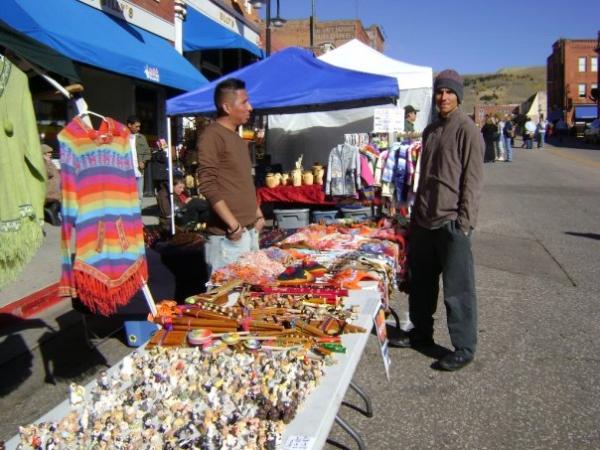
left=166, top=117, right=176, bottom=235
left=141, top=281, right=158, bottom=317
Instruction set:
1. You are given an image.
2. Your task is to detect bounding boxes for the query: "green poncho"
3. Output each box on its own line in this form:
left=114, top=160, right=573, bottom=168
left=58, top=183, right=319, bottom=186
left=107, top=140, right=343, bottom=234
left=0, top=56, right=46, bottom=289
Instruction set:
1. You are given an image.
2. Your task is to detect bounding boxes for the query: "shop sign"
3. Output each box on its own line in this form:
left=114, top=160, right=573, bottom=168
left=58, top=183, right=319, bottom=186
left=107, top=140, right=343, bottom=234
left=77, top=0, right=175, bottom=41
left=187, top=0, right=261, bottom=47
left=144, top=65, right=160, bottom=82
left=373, top=107, right=403, bottom=133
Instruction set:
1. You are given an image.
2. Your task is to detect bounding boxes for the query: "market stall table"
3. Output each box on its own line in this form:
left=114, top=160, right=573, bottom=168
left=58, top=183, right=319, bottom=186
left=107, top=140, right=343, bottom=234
left=5, top=289, right=382, bottom=450
left=256, top=184, right=335, bottom=205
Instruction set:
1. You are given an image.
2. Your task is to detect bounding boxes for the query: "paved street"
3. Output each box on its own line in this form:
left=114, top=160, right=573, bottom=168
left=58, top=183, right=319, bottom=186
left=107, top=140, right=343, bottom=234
left=1, top=138, right=600, bottom=448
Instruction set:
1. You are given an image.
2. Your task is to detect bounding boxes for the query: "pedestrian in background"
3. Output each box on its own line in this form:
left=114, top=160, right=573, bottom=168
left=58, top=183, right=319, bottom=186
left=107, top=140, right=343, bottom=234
left=388, top=69, right=484, bottom=372
left=495, top=113, right=505, bottom=161
left=537, top=114, right=548, bottom=148
left=524, top=117, right=536, bottom=150
left=404, top=104, right=419, bottom=132
left=126, top=115, right=152, bottom=204
left=481, top=115, right=498, bottom=163
left=555, top=118, right=568, bottom=143
left=502, top=115, right=514, bottom=162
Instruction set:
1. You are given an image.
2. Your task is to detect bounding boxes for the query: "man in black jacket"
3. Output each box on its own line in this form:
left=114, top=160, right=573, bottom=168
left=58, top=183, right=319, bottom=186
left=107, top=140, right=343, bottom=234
left=389, top=69, right=484, bottom=372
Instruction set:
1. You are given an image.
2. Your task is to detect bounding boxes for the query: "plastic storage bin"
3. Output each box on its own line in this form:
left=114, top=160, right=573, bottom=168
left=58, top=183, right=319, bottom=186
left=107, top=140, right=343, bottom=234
left=311, top=209, right=338, bottom=224
left=274, top=208, right=310, bottom=229
left=124, top=320, right=159, bottom=347
left=340, top=206, right=372, bottom=221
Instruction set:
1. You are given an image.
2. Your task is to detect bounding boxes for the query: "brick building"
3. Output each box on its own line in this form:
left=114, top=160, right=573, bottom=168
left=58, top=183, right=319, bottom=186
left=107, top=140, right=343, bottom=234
left=270, top=19, right=384, bottom=55
left=473, top=104, right=520, bottom=127
left=547, top=38, right=598, bottom=125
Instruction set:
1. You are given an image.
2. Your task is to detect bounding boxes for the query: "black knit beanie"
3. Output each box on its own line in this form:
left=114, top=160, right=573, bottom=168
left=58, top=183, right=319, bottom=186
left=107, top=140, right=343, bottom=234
left=434, top=69, right=464, bottom=103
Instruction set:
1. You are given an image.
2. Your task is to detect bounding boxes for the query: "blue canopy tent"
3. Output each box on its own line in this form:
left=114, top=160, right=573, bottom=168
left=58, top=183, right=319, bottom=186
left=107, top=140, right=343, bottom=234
left=166, top=47, right=399, bottom=116
left=164, top=47, right=398, bottom=233
left=1, top=0, right=208, bottom=91
left=184, top=8, right=262, bottom=58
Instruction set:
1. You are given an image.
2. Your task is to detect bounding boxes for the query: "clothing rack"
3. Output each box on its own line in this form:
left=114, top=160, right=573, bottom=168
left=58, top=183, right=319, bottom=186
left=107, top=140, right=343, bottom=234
left=344, top=133, right=370, bottom=146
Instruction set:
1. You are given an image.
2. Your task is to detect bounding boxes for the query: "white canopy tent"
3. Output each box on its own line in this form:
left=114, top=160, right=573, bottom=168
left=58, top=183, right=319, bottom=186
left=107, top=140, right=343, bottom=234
left=268, top=39, right=433, bottom=169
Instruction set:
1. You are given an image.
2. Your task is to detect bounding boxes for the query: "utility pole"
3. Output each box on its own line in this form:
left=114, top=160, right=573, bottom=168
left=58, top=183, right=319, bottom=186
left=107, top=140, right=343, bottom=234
left=310, top=0, right=316, bottom=51
left=266, top=0, right=271, bottom=56
left=596, top=31, right=599, bottom=119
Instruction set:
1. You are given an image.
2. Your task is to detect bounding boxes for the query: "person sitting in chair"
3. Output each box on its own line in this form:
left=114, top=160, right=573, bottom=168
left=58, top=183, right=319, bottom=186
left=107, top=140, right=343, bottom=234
left=157, top=176, right=210, bottom=230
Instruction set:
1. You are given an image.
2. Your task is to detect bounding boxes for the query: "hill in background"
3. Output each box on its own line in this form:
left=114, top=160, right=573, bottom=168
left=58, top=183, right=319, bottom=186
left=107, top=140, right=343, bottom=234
left=460, top=66, right=546, bottom=114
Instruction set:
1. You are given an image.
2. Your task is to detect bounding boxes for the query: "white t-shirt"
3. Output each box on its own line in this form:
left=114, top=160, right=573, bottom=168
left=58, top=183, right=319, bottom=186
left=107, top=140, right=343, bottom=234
left=129, top=134, right=142, bottom=178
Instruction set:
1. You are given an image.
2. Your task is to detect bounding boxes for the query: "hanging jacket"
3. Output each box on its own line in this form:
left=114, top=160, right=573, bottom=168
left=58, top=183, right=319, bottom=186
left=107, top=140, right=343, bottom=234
left=326, top=143, right=361, bottom=196
left=58, top=117, right=147, bottom=315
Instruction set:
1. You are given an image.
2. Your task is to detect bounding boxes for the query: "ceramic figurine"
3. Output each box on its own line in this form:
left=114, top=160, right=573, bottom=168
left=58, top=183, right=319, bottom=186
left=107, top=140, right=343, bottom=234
left=69, top=383, right=86, bottom=406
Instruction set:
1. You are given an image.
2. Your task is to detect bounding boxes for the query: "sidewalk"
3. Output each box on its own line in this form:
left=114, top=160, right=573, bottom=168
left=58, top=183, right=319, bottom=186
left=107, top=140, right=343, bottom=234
left=0, top=197, right=160, bottom=311
left=0, top=197, right=166, bottom=367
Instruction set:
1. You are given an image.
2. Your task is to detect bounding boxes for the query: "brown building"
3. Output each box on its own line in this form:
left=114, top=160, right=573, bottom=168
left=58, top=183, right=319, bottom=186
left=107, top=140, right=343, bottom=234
left=270, top=19, right=384, bottom=55
left=473, top=104, right=520, bottom=127
left=365, top=24, right=385, bottom=53
left=547, top=38, right=598, bottom=125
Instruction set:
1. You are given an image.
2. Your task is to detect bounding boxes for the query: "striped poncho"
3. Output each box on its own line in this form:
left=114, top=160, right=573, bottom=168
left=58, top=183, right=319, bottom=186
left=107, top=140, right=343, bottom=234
left=58, top=117, right=147, bottom=315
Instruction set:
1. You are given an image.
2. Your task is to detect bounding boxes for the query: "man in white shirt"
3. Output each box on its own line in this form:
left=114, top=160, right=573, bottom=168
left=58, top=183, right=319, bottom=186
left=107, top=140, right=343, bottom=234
left=126, top=115, right=151, bottom=203
left=524, top=117, right=536, bottom=150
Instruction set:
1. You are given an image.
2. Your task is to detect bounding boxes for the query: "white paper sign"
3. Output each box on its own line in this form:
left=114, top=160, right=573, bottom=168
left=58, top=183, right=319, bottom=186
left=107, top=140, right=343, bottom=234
left=372, top=301, right=391, bottom=381
left=373, top=108, right=404, bottom=133
left=284, top=435, right=316, bottom=450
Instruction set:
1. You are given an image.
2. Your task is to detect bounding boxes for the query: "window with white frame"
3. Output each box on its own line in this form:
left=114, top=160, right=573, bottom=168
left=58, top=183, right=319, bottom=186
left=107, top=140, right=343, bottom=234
left=578, top=83, right=586, bottom=97
left=592, top=57, right=598, bottom=72
left=578, top=57, right=586, bottom=72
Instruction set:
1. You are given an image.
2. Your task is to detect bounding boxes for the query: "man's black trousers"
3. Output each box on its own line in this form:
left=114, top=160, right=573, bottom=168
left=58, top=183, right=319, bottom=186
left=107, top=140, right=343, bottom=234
left=408, top=222, right=477, bottom=355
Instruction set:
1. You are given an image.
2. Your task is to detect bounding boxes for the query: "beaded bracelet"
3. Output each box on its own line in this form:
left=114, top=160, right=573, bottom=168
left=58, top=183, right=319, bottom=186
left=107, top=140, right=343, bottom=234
left=226, top=224, right=241, bottom=237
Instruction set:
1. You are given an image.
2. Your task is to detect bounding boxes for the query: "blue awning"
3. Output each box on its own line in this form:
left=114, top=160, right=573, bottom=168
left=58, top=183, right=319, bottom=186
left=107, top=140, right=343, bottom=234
left=184, top=7, right=262, bottom=58
left=167, top=47, right=398, bottom=116
left=574, top=105, right=598, bottom=120
left=1, top=0, right=207, bottom=91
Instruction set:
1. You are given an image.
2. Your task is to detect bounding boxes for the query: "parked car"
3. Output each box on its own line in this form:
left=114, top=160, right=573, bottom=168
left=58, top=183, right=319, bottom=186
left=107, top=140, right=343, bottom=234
left=583, top=119, right=600, bottom=144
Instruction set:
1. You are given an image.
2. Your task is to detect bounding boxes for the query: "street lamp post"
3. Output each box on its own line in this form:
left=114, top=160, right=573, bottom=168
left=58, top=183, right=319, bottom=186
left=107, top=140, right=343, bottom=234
left=250, top=0, right=286, bottom=57
left=310, top=0, right=316, bottom=50
left=266, top=0, right=272, bottom=56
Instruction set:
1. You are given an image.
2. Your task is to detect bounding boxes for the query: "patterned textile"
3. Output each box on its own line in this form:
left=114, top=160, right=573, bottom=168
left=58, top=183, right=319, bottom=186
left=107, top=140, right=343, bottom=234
left=0, top=57, right=45, bottom=289
left=58, top=117, right=147, bottom=315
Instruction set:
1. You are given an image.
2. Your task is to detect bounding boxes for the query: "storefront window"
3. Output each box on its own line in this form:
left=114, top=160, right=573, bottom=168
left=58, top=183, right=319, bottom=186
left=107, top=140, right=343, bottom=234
left=135, top=86, right=159, bottom=145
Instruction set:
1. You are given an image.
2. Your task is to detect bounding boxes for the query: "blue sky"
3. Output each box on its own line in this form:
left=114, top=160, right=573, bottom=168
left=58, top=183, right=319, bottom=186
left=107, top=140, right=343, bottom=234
left=261, top=0, right=599, bottom=74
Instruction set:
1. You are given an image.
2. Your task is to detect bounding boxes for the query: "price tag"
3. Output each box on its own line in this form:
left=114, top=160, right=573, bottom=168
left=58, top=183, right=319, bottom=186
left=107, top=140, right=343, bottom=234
left=284, top=435, right=316, bottom=450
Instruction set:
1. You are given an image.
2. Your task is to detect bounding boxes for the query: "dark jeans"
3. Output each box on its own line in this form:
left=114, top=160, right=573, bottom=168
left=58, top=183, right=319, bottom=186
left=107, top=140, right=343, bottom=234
left=175, top=198, right=210, bottom=226
left=408, top=222, right=478, bottom=354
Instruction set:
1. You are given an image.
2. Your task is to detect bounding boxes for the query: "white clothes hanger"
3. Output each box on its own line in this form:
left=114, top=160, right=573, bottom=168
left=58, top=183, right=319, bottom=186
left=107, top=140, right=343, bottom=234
left=76, top=109, right=107, bottom=121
